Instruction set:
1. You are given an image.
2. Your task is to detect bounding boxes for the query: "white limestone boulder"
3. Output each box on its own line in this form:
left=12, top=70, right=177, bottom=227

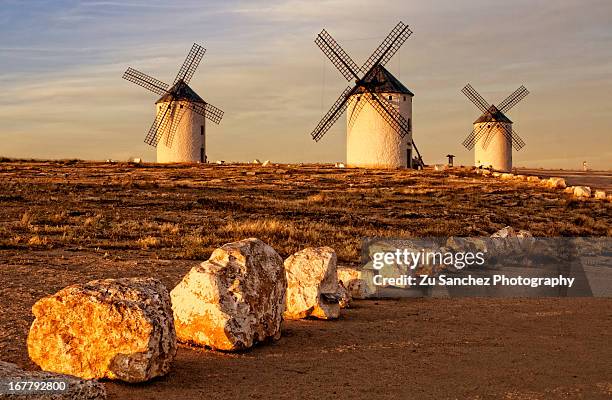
left=527, top=176, right=540, bottom=183
left=0, top=361, right=106, bottom=400
left=489, top=226, right=535, bottom=256
left=27, top=278, right=176, bottom=383
left=546, top=177, right=567, bottom=189
left=500, top=173, right=514, bottom=180
left=284, top=247, right=340, bottom=320
left=434, top=164, right=447, bottom=172
left=337, top=266, right=360, bottom=283
left=337, top=267, right=370, bottom=299
left=573, top=186, right=592, bottom=198
left=171, top=238, right=286, bottom=351
left=594, top=190, right=607, bottom=200
left=347, top=279, right=369, bottom=299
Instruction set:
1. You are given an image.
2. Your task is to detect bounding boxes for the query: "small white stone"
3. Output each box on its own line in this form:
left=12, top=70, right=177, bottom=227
left=573, top=186, right=592, bottom=198
left=594, top=190, right=606, bottom=200
left=491, top=226, right=516, bottom=238
left=547, top=177, right=567, bottom=189
left=491, top=226, right=532, bottom=238
left=434, top=164, right=447, bottom=172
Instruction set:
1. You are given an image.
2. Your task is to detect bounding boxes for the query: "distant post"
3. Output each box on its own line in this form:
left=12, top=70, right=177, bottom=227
left=446, top=154, right=455, bottom=167
left=583, top=161, right=588, bottom=172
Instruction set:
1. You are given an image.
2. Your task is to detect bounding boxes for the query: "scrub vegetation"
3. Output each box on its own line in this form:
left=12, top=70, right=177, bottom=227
left=0, top=160, right=610, bottom=265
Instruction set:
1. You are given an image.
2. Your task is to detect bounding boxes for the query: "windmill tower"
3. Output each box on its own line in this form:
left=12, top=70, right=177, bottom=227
left=461, top=84, right=529, bottom=172
left=311, top=22, right=424, bottom=169
left=123, top=43, right=224, bottom=163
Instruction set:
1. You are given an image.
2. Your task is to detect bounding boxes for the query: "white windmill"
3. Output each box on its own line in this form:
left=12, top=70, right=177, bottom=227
left=461, top=84, right=529, bottom=172
left=311, top=22, right=424, bottom=169
left=123, top=43, right=224, bottom=163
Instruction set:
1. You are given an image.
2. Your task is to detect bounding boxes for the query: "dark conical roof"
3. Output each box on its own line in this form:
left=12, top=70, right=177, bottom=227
left=474, top=105, right=512, bottom=124
left=354, top=65, right=414, bottom=96
left=156, top=80, right=205, bottom=104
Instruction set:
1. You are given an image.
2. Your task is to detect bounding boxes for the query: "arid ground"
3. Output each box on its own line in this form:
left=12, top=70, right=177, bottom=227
left=0, top=160, right=611, bottom=399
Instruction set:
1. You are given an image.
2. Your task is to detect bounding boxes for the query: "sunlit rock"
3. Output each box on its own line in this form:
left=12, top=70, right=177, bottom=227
left=0, top=361, right=106, bottom=400
left=171, top=238, right=286, bottom=351
left=27, top=278, right=176, bottom=383
left=573, top=186, right=592, bottom=198
left=336, top=281, right=351, bottom=309
left=284, top=247, right=340, bottom=320
left=546, top=177, right=567, bottom=189
left=337, top=267, right=370, bottom=299
left=594, top=190, right=607, bottom=200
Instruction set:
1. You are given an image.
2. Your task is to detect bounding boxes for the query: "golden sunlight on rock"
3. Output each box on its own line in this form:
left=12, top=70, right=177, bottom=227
left=171, top=238, right=287, bottom=351
left=284, top=247, right=341, bottom=320
left=27, top=278, right=176, bottom=383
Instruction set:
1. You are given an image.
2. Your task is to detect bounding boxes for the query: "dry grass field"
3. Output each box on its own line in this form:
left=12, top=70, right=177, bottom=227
left=1, top=160, right=610, bottom=262
left=0, top=160, right=611, bottom=399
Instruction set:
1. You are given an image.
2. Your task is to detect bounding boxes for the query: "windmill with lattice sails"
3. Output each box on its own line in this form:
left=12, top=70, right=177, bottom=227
left=461, top=84, right=529, bottom=172
left=123, top=43, right=224, bottom=163
left=310, top=22, right=424, bottom=169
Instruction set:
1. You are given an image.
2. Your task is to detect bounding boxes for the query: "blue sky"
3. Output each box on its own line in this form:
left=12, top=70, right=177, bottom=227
left=0, top=0, right=611, bottom=168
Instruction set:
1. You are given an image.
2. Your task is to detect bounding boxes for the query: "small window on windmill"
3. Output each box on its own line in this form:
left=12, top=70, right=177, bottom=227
left=388, top=95, right=392, bottom=101
left=180, top=104, right=183, bottom=109
left=357, top=96, right=361, bottom=101
left=403, top=96, right=406, bottom=101
left=200, top=126, right=204, bottom=135
left=408, top=118, right=412, bottom=131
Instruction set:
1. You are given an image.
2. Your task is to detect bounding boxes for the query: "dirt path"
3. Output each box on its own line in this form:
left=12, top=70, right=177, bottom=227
left=100, top=299, right=612, bottom=399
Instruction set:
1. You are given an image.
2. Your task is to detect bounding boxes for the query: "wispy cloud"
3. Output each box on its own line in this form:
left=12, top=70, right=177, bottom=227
left=0, top=0, right=611, bottom=167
